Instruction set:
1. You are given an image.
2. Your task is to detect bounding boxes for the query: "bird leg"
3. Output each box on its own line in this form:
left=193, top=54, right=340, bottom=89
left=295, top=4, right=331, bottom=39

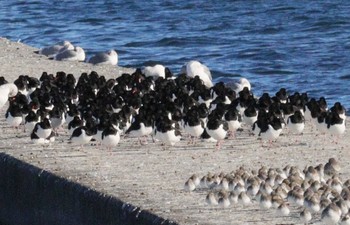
left=215, top=140, right=223, bottom=151
left=228, top=130, right=236, bottom=139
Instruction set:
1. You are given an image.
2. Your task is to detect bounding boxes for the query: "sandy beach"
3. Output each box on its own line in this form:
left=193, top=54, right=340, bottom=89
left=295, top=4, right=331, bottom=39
left=0, top=38, right=349, bottom=225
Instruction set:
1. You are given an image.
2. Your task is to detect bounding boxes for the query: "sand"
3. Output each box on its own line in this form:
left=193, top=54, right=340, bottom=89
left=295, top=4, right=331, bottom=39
left=0, top=37, right=349, bottom=225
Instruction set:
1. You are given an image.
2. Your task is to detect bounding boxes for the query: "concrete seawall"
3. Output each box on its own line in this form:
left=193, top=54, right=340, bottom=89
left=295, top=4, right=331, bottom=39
left=0, top=153, right=178, bottom=225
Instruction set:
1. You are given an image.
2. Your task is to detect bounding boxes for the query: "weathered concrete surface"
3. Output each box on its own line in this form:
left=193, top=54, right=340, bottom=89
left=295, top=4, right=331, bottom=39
left=0, top=37, right=135, bottom=81
left=0, top=112, right=349, bottom=225
left=0, top=153, right=178, bottom=225
left=0, top=38, right=349, bottom=224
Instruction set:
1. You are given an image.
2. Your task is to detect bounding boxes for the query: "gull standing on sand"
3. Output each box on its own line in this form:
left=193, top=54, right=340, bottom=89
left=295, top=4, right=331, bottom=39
left=54, top=46, right=86, bottom=62
left=87, top=49, right=118, bottom=66
left=142, top=64, right=166, bottom=79
left=184, top=60, right=213, bottom=88
left=231, top=77, right=251, bottom=94
left=38, top=40, right=74, bottom=57
left=142, top=64, right=173, bottom=80
left=0, top=83, right=18, bottom=109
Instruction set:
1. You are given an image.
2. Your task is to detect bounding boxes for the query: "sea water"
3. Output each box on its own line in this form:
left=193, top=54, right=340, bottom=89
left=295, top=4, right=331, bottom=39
left=1, top=0, right=350, bottom=108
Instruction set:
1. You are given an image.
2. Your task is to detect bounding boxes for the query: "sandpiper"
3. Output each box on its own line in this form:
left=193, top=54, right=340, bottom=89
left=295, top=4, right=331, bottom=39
left=304, top=195, right=321, bottom=213
left=341, top=213, right=350, bottom=225
left=206, top=192, right=218, bottom=206
left=325, top=158, right=340, bottom=176
left=277, top=202, right=290, bottom=216
left=184, top=178, right=196, bottom=192
left=229, top=191, right=238, bottom=204
left=321, top=202, right=342, bottom=224
left=259, top=193, right=272, bottom=209
left=218, top=191, right=230, bottom=208
left=300, top=208, right=312, bottom=224
left=238, top=191, right=251, bottom=205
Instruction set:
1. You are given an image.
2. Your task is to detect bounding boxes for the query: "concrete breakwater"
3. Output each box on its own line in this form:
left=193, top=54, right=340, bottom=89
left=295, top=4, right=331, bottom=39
left=0, top=153, right=178, bottom=225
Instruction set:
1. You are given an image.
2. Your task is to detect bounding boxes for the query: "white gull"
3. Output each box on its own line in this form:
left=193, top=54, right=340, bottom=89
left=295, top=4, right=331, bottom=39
left=87, top=49, right=118, bottom=66
left=54, top=46, right=85, bottom=61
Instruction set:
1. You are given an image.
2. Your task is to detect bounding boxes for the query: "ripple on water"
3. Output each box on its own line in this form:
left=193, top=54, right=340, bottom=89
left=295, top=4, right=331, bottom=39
left=0, top=0, right=349, bottom=107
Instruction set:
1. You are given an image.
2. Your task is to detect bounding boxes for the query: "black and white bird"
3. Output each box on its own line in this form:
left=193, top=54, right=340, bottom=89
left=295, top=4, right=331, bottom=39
left=206, top=113, right=229, bottom=150
left=68, top=116, right=84, bottom=135
left=287, top=110, right=305, bottom=134
left=326, top=111, right=346, bottom=137
left=224, top=107, right=242, bottom=138
left=70, top=126, right=94, bottom=147
left=32, top=118, right=52, bottom=139
left=259, top=115, right=283, bottom=143
left=101, top=124, right=120, bottom=150
left=330, top=102, right=346, bottom=120
left=125, top=114, right=153, bottom=145
left=49, top=106, right=66, bottom=131
left=243, top=104, right=258, bottom=126
left=24, top=111, right=40, bottom=133
left=154, top=118, right=181, bottom=146
left=30, top=130, right=55, bottom=145
left=315, top=111, right=328, bottom=134
left=5, top=103, right=23, bottom=128
left=183, top=110, right=205, bottom=144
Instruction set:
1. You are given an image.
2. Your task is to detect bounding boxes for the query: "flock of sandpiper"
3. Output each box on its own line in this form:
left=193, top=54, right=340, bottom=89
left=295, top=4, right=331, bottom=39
left=185, top=158, right=350, bottom=224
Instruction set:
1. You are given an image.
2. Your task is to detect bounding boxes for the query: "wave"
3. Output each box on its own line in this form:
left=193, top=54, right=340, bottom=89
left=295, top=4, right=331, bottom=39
left=248, top=67, right=296, bottom=76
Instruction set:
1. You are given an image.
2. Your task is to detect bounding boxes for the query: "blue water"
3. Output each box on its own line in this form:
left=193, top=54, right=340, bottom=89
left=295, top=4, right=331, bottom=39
left=1, top=0, right=350, bottom=109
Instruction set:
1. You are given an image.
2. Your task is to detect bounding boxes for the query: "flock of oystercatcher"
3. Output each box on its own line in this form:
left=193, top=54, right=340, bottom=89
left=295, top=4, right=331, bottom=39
left=0, top=57, right=346, bottom=150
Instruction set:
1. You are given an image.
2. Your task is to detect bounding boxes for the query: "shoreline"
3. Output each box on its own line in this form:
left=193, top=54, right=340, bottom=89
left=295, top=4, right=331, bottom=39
left=0, top=38, right=349, bottom=224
